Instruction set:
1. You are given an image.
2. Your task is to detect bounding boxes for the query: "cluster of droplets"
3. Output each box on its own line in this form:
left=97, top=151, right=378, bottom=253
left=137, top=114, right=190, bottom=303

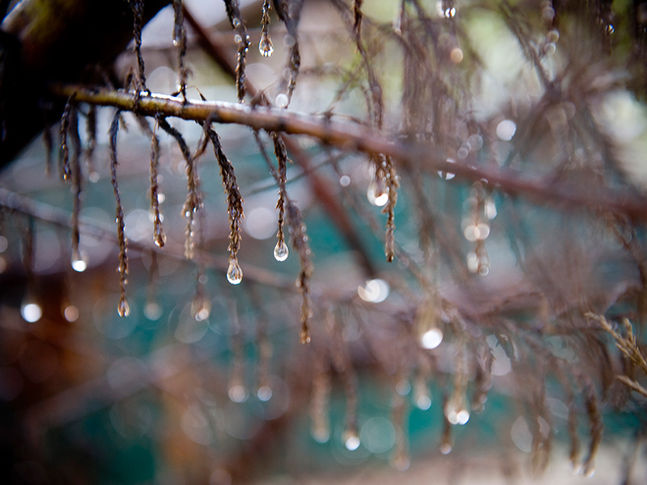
left=463, top=182, right=496, bottom=275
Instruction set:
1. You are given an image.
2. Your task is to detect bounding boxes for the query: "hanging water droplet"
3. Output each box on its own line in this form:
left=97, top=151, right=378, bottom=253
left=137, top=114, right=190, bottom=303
left=413, top=379, right=432, bottom=410
left=273, top=240, right=289, bottom=261
left=234, top=33, right=242, bottom=44
left=438, top=157, right=456, bottom=180
left=343, top=429, right=361, bottom=451
left=153, top=225, right=166, bottom=248
left=63, top=304, right=79, bottom=322
left=300, top=328, right=311, bottom=344
left=439, top=441, right=453, bottom=455
left=357, top=278, right=390, bottom=303
left=117, top=297, right=130, bottom=318
left=259, top=34, right=274, bottom=57
left=257, top=385, right=273, bottom=402
left=366, top=178, right=388, bottom=206
left=71, top=250, right=88, bottom=272
left=21, top=299, right=42, bottom=323
left=484, top=197, right=497, bottom=219
left=192, top=296, right=211, bottom=321
left=228, top=383, right=248, bottom=403
left=311, top=423, right=330, bottom=443
left=420, top=327, right=443, bottom=349
left=275, top=93, right=289, bottom=108
left=144, top=301, right=162, bottom=321
left=226, top=258, right=243, bottom=285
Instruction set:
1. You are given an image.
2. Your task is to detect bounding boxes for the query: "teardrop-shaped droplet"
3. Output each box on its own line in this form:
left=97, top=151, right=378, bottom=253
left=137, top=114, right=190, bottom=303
left=367, top=178, right=388, bottom=206
left=343, top=429, right=360, bottom=451
left=71, top=250, right=88, bottom=272
left=273, top=240, right=289, bottom=261
left=226, top=258, right=243, bottom=285
left=300, top=328, right=311, bottom=344
left=153, top=225, right=166, bottom=248
left=117, top=297, right=130, bottom=317
left=259, top=34, right=274, bottom=57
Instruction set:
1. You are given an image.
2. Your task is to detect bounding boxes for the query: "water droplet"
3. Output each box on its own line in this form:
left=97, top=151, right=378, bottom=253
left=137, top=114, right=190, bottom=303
left=191, top=296, right=211, bottom=321
left=606, top=24, right=615, bottom=34
left=117, top=297, right=130, bottom=318
left=63, top=304, right=79, bottom=322
left=21, top=300, right=42, bottom=323
left=300, top=329, right=311, bottom=344
left=467, top=251, right=479, bottom=273
left=415, top=393, right=432, bottom=410
left=396, top=379, right=411, bottom=396
left=484, top=197, right=497, bottom=219
left=71, top=250, right=88, bottom=272
left=232, top=17, right=241, bottom=28
left=153, top=226, right=166, bottom=248
left=339, top=175, right=351, bottom=187
left=257, top=385, right=273, bottom=401
left=438, top=158, right=456, bottom=180
left=496, top=119, right=517, bottom=141
left=144, top=302, right=162, bottom=321
left=357, top=278, right=390, bottom=303
left=228, top=383, right=248, bottom=403
left=420, top=328, right=443, bottom=349
left=439, top=442, right=452, bottom=454
left=275, top=93, right=288, bottom=108
left=366, top=178, right=388, bottom=206
left=259, top=34, right=274, bottom=57
left=234, top=33, right=242, bottom=44
left=273, top=240, right=289, bottom=262
left=226, top=258, right=243, bottom=285
left=343, top=430, right=361, bottom=451
left=450, top=47, right=463, bottom=64
left=311, top=425, right=330, bottom=443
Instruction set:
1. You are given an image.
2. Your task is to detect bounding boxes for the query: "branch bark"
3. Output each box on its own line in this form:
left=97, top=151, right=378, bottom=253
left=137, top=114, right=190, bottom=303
left=51, top=83, right=647, bottom=223
left=0, top=0, right=170, bottom=164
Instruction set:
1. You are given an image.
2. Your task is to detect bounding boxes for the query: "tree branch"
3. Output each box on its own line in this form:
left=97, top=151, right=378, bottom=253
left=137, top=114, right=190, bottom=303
left=51, top=83, right=647, bottom=223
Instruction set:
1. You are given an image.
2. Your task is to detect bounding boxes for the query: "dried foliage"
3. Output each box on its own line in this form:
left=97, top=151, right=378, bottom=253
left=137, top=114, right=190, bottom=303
left=2, top=0, right=647, bottom=482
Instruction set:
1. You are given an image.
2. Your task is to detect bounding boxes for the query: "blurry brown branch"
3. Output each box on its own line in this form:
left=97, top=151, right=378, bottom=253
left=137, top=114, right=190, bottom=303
left=0, top=0, right=170, bottom=164
left=51, top=83, right=647, bottom=223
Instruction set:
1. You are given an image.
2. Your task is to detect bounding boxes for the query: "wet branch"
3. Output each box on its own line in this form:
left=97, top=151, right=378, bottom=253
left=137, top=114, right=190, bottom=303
left=51, top=83, right=647, bottom=223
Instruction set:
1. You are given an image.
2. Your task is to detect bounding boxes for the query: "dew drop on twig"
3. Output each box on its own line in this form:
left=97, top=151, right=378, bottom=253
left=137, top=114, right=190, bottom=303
left=227, top=257, right=243, bottom=285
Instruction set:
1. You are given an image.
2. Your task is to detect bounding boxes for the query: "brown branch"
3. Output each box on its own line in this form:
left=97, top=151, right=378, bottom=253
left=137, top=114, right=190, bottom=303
left=51, top=83, right=647, bottom=223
